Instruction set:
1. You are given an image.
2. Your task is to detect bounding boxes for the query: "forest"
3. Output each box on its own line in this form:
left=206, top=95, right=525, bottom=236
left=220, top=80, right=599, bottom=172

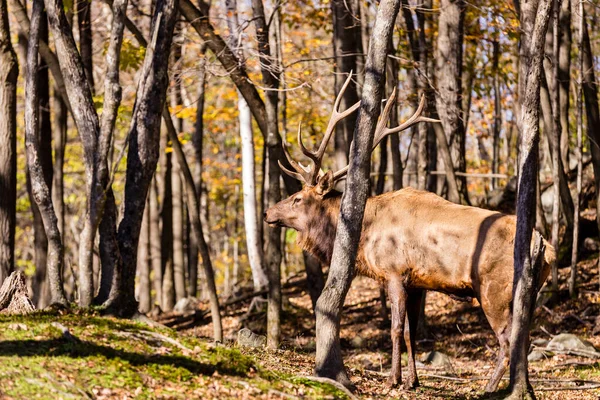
left=0, top=0, right=599, bottom=398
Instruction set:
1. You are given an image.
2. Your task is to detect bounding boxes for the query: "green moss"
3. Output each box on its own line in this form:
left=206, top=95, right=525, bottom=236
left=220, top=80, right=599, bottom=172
left=0, top=312, right=345, bottom=398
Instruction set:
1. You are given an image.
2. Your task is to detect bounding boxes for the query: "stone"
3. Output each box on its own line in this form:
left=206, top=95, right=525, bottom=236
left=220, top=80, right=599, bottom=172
left=531, top=338, right=549, bottom=347
left=421, top=351, right=452, bottom=367
left=236, top=328, right=266, bottom=348
left=7, top=323, right=27, bottom=330
left=351, top=335, right=365, bottom=349
left=173, top=297, right=199, bottom=314
left=527, top=350, right=548, bottom=362
left=547, top=333, right=598, bottom=355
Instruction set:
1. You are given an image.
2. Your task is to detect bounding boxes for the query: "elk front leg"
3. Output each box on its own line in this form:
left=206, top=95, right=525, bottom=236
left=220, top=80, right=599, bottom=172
left=403, top=289, right=423, bottom=390
left=387, top=277, right=407, bottom=388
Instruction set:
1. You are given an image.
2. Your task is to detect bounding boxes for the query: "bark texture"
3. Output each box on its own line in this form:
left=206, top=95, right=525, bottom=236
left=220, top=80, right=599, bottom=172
left=314, top=0, right=401, bottom=387
left=508, top=0, right=552, bottom=398
left=0, top=0, right=18, bottom=284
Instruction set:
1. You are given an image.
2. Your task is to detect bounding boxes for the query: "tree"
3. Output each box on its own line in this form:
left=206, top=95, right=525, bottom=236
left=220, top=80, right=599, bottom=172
left=508, top=0, right=552, bottom=398
left=331, top=0, right=361, bottom=171
left=314, top=0, right=401, bottom=387
left=0, top=0, right=17, bottom=285
left=435, top=0, right=469, bottom=204
left=25, top=0, right=67, bottom=306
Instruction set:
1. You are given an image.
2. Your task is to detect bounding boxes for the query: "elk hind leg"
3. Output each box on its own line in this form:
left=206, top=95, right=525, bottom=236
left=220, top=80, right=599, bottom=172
left=403, top=289, right=423, bottom=390
left=485, top=327, right=510, bottom=392
left=387, top=277, right=407, bottom=388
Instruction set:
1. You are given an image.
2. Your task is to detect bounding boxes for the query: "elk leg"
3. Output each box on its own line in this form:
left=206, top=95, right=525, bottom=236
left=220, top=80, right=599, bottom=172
left=387, top=277, right=407, bottom=388
left=403, top=289, right=423, bottom=390
left=485, top=327, right=510, bottom=392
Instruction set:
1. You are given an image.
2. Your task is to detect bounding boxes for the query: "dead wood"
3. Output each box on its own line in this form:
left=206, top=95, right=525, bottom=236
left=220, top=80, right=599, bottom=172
left=0, top=271, right=35, bottom=314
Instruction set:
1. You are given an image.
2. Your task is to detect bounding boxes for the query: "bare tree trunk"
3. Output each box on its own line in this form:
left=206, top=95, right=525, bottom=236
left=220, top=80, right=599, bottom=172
left=25, top=0, right=67, bottom=306
left=569, top=0, right=583, bottom=298
left=109, top=0, right=179, bottom=316
left=0, top=0, right=18, bottom=284
left=163, top=109, right=223, bottom=341
left=137, top=200, right=151, bottom=313
left=149, top=178, right=162, bottom=307
left=315, top=0, right=401, bottom=387
left=162, top=151, right=175, bottom=311
left=508, top=0, right=552, bottom=398
left=578, top=5, right=600, bottom=280
left=331, top=0, right=361, bottom=171
left=52, top=93, right=67, bottom=240
left=558, top=0, right=570, bottom=170
left=76, top=0, right=94, bottom=92
left=435, top=0, right=468, bottom=204
left=491, top=39, right=501, bottom=190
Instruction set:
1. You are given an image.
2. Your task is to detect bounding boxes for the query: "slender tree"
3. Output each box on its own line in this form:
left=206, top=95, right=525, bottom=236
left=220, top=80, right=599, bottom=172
left=25, top=0, right=67, bottom=306
left=315, top=0, right=401, bottom=387
left=508, top=0, right=552, bottom=398
left=0, top=0, right=18, bottom=284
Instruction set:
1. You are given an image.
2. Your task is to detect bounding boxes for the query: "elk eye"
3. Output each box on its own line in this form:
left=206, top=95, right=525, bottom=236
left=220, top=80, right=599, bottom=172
left=293, top=197, right=302, bottom=205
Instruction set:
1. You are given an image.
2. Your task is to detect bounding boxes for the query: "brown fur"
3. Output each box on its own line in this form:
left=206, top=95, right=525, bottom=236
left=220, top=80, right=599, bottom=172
left=265, top=183, right=554, bottom=392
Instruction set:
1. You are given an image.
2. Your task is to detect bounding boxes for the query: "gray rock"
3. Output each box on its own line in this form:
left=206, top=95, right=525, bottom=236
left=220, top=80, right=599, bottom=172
left=421, top=351, right=452, bottom=367
left=351, top=336, right=365, bottom=349
left=583, top=238, right=600, bottom=252
left=236, top=328, right=266, bottom=348
left=547, top=333, right=598, bottom=354
left=173, top=297, right=199, bottom=314
left=531, top=338, right=549, bottom=347
left=7, top=323, right=27, bottom=330
left=527, top=350, right=548, bottom=362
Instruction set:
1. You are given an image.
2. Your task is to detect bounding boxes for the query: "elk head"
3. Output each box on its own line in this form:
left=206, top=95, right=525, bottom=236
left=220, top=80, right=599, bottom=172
left=264, top=73, right=437, bottom=234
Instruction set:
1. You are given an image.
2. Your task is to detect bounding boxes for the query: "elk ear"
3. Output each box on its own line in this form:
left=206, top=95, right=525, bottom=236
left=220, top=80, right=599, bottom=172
left=316, top=170, right=334, bottom=196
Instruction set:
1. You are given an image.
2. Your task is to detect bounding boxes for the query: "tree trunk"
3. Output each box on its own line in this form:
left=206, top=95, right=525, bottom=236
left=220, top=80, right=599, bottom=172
left=435, top=0, right=468, bottom=204
left=25, top=0, right=67, bottom=306
left=315, top=0, right=401, bottom=387
left=0, top=0, right=18, bottom=284
left=161, top=151, right=175, bottom=311
left=491, top=39, right=501, bottom=190
left=508, top=0, right=552, bottom=398
left=137, top=200, right=151, bottom=313
left=109, top=0, right=179, bottom=317
left=149, top=177, right=162, bottom=308
left=251, top=0, right=283, bottom=348
left=579, top=5, right=600, bottom=272
left=569, top=0, right=583, bottom=298
left=163, top=109, right=223, bottom=341
left=549, top=0, right=562, bottom=302
left=558, top=0, right=570, bottom=170
left=76, top=0, right=94, bottom=92
left=331, top=0, right=361, bottom=171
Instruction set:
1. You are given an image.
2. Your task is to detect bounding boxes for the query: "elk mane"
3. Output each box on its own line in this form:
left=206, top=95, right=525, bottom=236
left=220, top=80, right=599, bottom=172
left=297, top=192, right=342, bottom=265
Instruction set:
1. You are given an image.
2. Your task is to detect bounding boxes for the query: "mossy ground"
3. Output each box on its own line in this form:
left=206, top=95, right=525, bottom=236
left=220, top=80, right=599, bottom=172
left=0, top=310, right=348, bottom=399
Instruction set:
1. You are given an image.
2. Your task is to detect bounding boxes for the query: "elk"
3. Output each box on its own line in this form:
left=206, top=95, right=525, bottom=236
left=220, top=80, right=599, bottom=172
left=264, top=75, right=555, bottom=392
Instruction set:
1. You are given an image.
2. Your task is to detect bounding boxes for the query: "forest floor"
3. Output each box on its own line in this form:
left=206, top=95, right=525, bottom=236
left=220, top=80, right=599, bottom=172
left=190, top=255, right=600, bottom=400
left=0, top=260, right=598, bottom=399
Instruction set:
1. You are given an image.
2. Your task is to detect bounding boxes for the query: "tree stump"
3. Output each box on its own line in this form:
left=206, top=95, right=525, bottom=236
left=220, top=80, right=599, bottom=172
left=0, top=271, right=35, bottom=314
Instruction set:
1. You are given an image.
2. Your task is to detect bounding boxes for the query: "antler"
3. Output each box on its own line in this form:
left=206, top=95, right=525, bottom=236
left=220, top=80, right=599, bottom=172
left=280, top=72, right=361, bottom=186
left=332, top=90, right=439, bottom=181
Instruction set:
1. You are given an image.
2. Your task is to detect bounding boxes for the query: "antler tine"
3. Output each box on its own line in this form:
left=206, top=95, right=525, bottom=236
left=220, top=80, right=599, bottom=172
left=278, top=160, right=308, bottom=183
left=282, top=132, right=312, bottom=183
left=384, top=94, right=440, bottom=136
left=297, top=122, right=320, bottom=165
left=372, top=87, right=398, bottom=150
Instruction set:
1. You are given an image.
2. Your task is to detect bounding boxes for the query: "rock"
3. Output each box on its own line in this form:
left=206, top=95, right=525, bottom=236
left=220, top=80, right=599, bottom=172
left=531, top=338, right=549, bottom=347
left=527, top=350, right=548, bottom=362
left=236, top=328, right=266, bottom=348
left=547, top=333, right=598, bottom=354
left=421, top=351, right=452, bottom=367
left=351, top=336, right=365, bottom=349
left=583, top=238, right=600, bottom=252
left=7, top=323, right=27, bottom=330
left=173, top=297, right=199, bottom=314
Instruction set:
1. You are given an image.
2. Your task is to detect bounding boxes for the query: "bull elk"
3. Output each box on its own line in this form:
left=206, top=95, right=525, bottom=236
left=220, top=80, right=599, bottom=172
left=264, top=74, right=555, bottom=392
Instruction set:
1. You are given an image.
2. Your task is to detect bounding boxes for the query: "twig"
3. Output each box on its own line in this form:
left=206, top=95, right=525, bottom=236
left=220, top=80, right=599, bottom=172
left=267, top=389, right=299, bottom=399
left=139, top=330, right=193, bottom=354
left=298, top=376, right=359, bottom=400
